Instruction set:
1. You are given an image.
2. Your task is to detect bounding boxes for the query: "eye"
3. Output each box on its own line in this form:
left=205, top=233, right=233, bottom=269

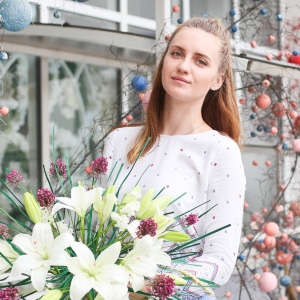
left=197, top=58, right=207, bottom=66
left=171, top=51, right=182, bottom=57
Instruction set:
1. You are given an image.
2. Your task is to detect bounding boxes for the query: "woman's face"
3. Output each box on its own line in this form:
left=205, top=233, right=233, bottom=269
left=162, top=27, right=224, bottom=105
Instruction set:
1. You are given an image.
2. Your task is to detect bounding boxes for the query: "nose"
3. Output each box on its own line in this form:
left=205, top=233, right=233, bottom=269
left=177, top=58, right=190, bottom=73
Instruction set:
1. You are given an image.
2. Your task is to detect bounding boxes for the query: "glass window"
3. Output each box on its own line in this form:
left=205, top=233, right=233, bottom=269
left=128, top=0, right=155, bottom=19
left=48, top=59, right=120, bottom=179
left=190, top=0, right=231, bottom=19
left=0, top=54, right=38, bottom=221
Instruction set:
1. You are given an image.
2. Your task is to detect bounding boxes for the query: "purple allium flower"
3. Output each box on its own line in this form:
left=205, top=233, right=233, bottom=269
left=0, top=223, right=9, bottom=238
left=0, top=287, right=20, bottom=300
left=6, top=170, right=25, bottom=188
left=183, top=213, right=199, bottom=226
left=36, top=188, right=55, bottom=207
left=49, top=158, right=67, bottom=181
left=147, top=274, right=176, bottom=300
left=136, top=218, right=158, bottom=238
left=89, top=156, right=108, bottom=178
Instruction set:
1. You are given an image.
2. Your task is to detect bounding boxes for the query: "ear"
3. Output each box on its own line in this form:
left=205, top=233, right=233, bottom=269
left=211, top=73, right=225, bottom=91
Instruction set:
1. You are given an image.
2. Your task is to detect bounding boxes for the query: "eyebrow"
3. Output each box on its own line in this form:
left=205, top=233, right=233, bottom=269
left=170, top=45, right=212, bottom=62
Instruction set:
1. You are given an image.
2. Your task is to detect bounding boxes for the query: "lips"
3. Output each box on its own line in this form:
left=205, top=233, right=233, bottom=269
left=171, top=76, right=191, bottom=84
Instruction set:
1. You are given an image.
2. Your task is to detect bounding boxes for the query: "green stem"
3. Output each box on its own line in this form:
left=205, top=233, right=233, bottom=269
left=80, top=217, right=85, bottom=242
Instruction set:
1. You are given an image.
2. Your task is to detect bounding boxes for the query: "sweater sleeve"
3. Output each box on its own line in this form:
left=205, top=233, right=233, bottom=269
left=172, top=139, right=246, bottom=289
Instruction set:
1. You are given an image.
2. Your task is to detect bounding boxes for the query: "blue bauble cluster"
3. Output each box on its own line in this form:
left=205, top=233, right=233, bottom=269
left=293, top=50, right=299, bottom=56
left=0, top=0, right=32, bottom=32
left=279, top=275, right=291, bottom=287
left=131, top=75, right=148, bottom=91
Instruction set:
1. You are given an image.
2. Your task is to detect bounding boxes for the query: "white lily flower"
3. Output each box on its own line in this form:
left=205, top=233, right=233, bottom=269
left=10, top=222, right=74, bottom=291
left=120, top=201, right=140, bottom=217
left=56, top=220, right=73, bottom=234
left=122, top=186, right=142, bottom=204
left=126, top=220, right=140, bottom=238
left=0, top=240, right=19, bottom=273
left=111, top=212, right=130, bottom=231
left=121, top=235, right=159, bottom=292
left=52, top=186, right=97, bottom=218
left=68, top=241, right=128, bottom=300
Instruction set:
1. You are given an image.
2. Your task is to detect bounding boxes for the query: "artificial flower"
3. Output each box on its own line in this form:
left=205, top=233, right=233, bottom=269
left=10, top=222, right=74, bottom=291
left=68, top=241, right=128, bottom=300
left=52, top=185, right=97, bottom=218
left=111, top=212, right=130, bottom=231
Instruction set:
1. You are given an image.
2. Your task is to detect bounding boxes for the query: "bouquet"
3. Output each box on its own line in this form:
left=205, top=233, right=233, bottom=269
left=0, top=154, right=226, bottom=300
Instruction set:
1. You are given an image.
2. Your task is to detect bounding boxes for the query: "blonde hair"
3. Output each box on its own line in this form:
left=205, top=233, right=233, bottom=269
left=127, top=17, right=241, bottom=163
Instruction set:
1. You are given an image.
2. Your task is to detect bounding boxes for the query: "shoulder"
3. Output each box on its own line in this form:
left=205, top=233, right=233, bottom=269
left=106, top=125, right=144, bottom=143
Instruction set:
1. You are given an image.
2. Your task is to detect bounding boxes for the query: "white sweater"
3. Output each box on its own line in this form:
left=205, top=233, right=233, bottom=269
left=103, top=125, right=246, bottom=295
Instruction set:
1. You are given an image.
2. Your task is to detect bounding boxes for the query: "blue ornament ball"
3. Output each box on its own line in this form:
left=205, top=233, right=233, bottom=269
left=292, top=50, right=299, bottom=56
left=53, top=10, right=61, bottom=19
left=229, top=9, right=236, bottom=16
left=278, top=265, right=284, bottom=271
left=260, top=8, right=267, bottom=15
left=177, top=18, right=184, bottom=24
left=131, top=75, right=148, bottom=91
left=0, top=0, right=32, bottom=32
left=279, top=275, right=291, bottom=287
left=250, top=113, right=256, bottom=119
left=238, top=254, right=245, bottom=261
left=264, top=125, right=270, bottom=133
left=231, top=26, right=238, bottom=33
left=296, top=254, right=300, bottom=260
left=250, top=132, right=256, bottom=137
left=276, top=14, right=283, bottom=21
left=202, top=13, right=209, bottom=18
left=0, top=51, right=8, bottom=61
left=257, top=125, right=264, bottom=132
left=282, top=143, right=288, bottom=150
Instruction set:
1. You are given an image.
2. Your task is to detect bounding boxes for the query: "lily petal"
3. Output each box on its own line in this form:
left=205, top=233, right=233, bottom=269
left=130, top=272, right=145, bottom=292
left=12, top=234, right=35, bottom=254
left=93, top=281, right=113, bottom=300
left=52, top=203, right=76, bottom=216
left=11, top=255, right=41, bottom=276
left=31, top=265, right=49, bottom=291
left=70, top=242, right=95, bottom=269
left=96, top=264, right=128, bottom=284
left=51, top=232, right=74, bottom=250
left=96, top=242, right=121, bottom=266
left=70, top=273, right=94, bottom=300
left=32, top=223, right=54, bottom=250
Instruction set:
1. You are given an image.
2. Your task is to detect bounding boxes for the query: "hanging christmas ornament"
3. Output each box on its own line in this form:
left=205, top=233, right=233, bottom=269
left=272, top=102, right=286, bottom=117
left=131, top=75, right=148, bottom=91
left=0, top=51, right=8, bottom=60
left=0, top=0, right=32, bottom=32
left=255, top=94, right=271, bottom=109
left=53, top=10, right=61, bottom=19
left=0, top=106, right=9, bottom=116
left=258, top=272, right=278, bottom=292
left=279, top=275, right=291, bottom=287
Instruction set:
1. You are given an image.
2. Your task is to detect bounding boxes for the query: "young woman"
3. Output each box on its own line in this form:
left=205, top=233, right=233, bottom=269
left=103, top=17, right=246, bottom=299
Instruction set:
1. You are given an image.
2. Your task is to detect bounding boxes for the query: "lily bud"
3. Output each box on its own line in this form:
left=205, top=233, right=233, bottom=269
left=40, top=290, right=63, bottom=300
left=153, top=215, right=175, bottom=230
left=24, top=192, right=42, bottom=224
left=105, top=184, right=115, bottom=196
left=122, top=186, right=142, bottom=204
left=160, top=231, right=191, bottom=242
left=136, top=188, right=154, bottom=219
left=167, top=273, right=187, bottom=286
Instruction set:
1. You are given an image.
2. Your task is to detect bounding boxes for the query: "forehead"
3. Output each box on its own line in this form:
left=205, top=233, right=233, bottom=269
left=169, top=27, right=222, bottom=61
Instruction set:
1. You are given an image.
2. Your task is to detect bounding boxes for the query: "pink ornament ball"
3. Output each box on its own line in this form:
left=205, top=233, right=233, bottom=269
left=288, top=110, right=298, bottom=119
left=251, top=105, right=258, bottom=112
left=272, top=102, right=286, bottom=117
left=264, top=222, right=279, bottom=236
left=248, top=86, right=254, bottom=93
left=244, top=202, right=249, bottom=209
left=294, top=116, right=300, bottom=130
left=253, top=273, right=261, bottom=280
left=125, top=114, right=133, bottom=122
left=262, top=266, right=269, bottom=272
left=266, top=54, right=274, bottom=61
left=250, top=40, right=257, bottom=48
left=247, top=234, right=253, bottom=241
left=225, top=291, right=232, bottom=298
left=239, top=98, right=246, bottom=104
left=255, top=94, right=271, bottom=109
left=292, top=139, right=300, bottom=152
left=290, top=101, right=297, bottom=109
left=271, top=127, right=278, bottom=134
left=268, top=35, right=275, bottom=44
left=172, top=5, right=180, bottom=12
left=295, top=286, right=300, bottom=293
left=0, top=107, right=9, bottom=116
left=279, top=184, right=285, bottom=191
left=258, top=272, right=278, bottom=292
left=262, top=79, right=271, bottom=87
left=85, top=166, right=92, bottom=174
left=265, top=160, right=272, bottom=167
left=252, top=160, right=258, bottom=166
left=165, top=34, right=171, bottom=42
left=264, top=236, right=276, bottom=249
left=262, top=207, right=268, bottom=214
